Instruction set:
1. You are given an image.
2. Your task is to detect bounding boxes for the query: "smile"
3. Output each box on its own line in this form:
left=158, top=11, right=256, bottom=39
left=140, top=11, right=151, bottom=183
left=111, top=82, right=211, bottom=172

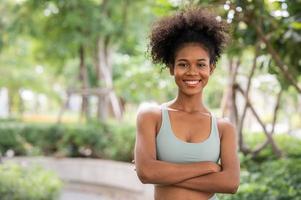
left=183, top=80, right=201, bottom=86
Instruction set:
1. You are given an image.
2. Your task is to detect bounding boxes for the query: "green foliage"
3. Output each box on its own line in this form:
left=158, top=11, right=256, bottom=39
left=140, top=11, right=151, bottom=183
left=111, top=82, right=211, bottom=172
left=218, top=133, right=301, bottom=200
left=242, top=133, right=301, bottom=162
left=276, top=134, right=301, bottom=159
left=0, top=123, right=26, bottom=156
left=13, top=0, right=158, bottom=67
left=113, top=54, right=177, bottom=103
left=20, top=124, right=65, bottom=155
left=2, top=0, right=300, bottom=120
left=225, top=0, right=301, bottom=90
left=219, top=158, right=301, bottom=200
left=104, top=120, right=136, bottom=161
left=0, top=162, right=62, bottom=200
left=58, top=123, right=108, bottom=158
left=0, top=121, right=135, bottom=162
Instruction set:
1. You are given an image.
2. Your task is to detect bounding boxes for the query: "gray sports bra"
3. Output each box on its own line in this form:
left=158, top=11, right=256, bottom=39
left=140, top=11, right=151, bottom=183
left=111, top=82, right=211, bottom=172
left=156, top=104, right=221, bottom=163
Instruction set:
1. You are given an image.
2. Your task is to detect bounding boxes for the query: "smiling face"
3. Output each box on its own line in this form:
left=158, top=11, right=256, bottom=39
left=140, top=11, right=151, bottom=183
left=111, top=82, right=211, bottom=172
left=170, top=43, right=214, bottom=96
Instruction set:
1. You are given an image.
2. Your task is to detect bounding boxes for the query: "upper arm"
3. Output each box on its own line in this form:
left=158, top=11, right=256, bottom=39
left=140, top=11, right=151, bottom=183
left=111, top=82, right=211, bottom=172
left=134, top=105, right=161, bottom=175
left=218, top=119, right=240, bottom=180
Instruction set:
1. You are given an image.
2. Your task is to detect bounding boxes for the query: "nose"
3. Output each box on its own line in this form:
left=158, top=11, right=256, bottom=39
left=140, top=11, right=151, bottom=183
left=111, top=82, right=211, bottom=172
left=186, top=65, right=198, bottom=75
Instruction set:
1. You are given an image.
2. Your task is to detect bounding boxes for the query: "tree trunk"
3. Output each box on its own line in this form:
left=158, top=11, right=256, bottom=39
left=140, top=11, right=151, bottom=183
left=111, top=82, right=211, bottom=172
left=221, top=58, right=233, bottom=118
left=57, top=90, right=71, bottom=124
left=8, top=89, right=13, bottom=116
left=221, top=58, right=250, bottom=153
left=221, top=58, right=240, bottom=123
left=270, top=89, right=282, bottom=135
left=95, top=37, right=122, bottom=120
left=18, top=90, right=24, bottom=115
left=228, top=59, right=240, bottom=134
left=79, top=45, right=89, bottom=120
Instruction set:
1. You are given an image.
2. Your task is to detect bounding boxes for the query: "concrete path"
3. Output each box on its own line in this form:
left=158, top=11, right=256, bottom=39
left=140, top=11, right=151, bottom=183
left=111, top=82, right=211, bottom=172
left=5, top=157, right=153, bottom=200
left=60, top=188, right=107, bottom=200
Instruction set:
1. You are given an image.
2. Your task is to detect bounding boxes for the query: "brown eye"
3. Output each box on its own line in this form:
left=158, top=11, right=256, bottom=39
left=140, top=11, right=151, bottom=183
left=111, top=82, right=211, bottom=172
left=197, top=63, right=206, bottom=68
left=178, top=63, right=188, bottom=68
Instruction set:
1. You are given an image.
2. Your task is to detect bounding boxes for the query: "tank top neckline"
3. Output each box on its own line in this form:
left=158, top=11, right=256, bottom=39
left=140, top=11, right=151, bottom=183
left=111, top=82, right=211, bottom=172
left=161, top=103, right=215, bottom=145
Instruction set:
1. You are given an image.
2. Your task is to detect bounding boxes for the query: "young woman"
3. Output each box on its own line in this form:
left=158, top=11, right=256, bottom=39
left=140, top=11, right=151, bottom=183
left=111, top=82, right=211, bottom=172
left=134, top=7, right=240, bottom=200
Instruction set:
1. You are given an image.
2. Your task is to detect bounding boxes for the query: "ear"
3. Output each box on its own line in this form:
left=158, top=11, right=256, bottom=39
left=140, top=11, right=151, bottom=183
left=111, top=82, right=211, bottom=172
left=209, top=64, right=216, bottom=75
left=169, top=65, right=174, bottom=76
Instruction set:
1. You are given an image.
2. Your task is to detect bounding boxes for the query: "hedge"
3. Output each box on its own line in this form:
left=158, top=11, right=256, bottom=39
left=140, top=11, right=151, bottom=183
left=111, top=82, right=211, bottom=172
left=0, top=121, right=135, bottom=162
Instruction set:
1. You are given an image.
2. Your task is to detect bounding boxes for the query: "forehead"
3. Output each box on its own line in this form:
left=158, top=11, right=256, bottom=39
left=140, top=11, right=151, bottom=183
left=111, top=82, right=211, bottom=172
left=175, top=43, right=209, bottom=61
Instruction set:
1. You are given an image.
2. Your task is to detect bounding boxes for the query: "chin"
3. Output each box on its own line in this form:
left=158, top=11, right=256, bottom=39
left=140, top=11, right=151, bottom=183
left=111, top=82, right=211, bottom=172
left=180, top=89, right=202, bottom=96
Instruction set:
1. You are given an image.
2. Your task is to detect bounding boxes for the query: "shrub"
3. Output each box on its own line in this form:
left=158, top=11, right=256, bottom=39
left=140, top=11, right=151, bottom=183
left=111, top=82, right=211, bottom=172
left=0, top=162, right=62, bottom=200
left=103, top=120, right=136, bottom=161
left=219, top=158, right=301, bottom=200
left=58, top=123, right=108, bottom=158
left=243, top=133, right=301, bottom=162
left=219, top=133, right=301, bottom=200
left=0, top=121, right=136, bottom=162
left=0, top=123, right=26, bottom=156
left=20, top=124, right=65, bottom=155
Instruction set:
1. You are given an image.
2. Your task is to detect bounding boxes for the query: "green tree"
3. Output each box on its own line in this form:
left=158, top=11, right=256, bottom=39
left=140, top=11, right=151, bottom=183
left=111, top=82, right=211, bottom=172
left=11, top=0, right=165, bottom=121
left=216, top=0, right=301, bottom=157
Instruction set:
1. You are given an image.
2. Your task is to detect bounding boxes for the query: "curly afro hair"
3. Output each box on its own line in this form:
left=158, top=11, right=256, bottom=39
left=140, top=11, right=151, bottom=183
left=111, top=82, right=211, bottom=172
left=149, top=7, right=230, bottom=67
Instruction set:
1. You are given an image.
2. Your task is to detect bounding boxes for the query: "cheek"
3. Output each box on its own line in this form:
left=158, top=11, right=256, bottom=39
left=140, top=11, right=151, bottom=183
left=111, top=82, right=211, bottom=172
left=174, top=70, right=186, bottom=80
left=173, top=68, right=183, bottom=76
left=173, top=72, right=183, bottom=85
left=201, top=68, right=211, bottom=77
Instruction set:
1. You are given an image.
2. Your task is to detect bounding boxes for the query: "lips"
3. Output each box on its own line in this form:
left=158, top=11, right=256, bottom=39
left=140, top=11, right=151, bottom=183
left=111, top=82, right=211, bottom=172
left=183, top=79, right=201, bottom=86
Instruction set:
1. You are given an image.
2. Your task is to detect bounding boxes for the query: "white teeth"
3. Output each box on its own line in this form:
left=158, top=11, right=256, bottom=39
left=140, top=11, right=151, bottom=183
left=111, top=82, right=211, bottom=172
left=184, top=80, right=199, bottom=85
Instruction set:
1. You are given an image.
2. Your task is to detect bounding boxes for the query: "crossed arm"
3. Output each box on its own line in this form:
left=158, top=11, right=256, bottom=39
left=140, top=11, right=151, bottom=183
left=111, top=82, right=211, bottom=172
left=173, top=122, right=240, bottom=193
left=134, top=107, right=240, bottom=194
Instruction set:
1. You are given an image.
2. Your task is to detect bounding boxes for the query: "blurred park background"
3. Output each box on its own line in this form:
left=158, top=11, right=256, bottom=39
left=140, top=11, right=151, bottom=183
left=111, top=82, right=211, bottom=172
left=0, top=0, right=301, bottom=199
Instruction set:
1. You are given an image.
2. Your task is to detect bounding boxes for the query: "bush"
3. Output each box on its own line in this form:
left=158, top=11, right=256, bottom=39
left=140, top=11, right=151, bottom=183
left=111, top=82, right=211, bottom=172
left=219, top=158, right=301, bottom=200
left=103, top=120, right=136, bottom=161
left=242, top=133, right=301, bottom=162
left=0, top=123, right=26, bottom=156
left=0, top=162, right=62, bottom=200
left=58, top=123, right=108, bottom=158
left=0, top=121, right=136, bottom=162
left=218, top=133, right=301, bottom=200
left=20, top=124, right=65, bottom=155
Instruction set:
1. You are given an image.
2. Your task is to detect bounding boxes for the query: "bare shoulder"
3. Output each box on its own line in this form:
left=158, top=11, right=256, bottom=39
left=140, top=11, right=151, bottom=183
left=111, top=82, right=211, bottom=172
left=137, top=103, right=161, bottom=119
left=136, top=103, right=162, bottom=127
left=216, top=117, right=236, bottom=139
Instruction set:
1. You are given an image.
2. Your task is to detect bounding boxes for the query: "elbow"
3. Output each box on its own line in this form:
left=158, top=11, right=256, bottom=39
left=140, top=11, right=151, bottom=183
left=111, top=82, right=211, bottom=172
left=227, top=178, right=240, bottom=194
left=137, top=172, right=149, bottom=184
left=136, top=167, right=153, bottom=184
left=228, top=182, right=239, bottom=194
left=135, top=160, right=159, bottom=184
left=221, top=171, right=240, bottom=194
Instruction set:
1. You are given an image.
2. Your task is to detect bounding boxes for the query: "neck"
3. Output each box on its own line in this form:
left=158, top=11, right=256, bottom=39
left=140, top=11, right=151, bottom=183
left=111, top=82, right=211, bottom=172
left=170, top=90, right=208, bottom=113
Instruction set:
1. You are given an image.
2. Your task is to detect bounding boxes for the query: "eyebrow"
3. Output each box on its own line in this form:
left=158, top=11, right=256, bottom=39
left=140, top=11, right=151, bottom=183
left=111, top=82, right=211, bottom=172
left=176, top=58, right=207, bottom=62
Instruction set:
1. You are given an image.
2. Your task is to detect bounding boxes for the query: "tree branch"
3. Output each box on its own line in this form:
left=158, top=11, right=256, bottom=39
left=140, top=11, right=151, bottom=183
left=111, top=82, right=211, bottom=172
left=252, top=21, right=301, bottom=93
left=252, top=88, right=283, bottom=156
left=235, top=84, right=283, bottom=158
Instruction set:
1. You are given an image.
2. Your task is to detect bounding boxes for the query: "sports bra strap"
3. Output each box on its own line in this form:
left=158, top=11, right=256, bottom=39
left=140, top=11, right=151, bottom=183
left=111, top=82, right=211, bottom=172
left=160, top=103, right=169, bottom=129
